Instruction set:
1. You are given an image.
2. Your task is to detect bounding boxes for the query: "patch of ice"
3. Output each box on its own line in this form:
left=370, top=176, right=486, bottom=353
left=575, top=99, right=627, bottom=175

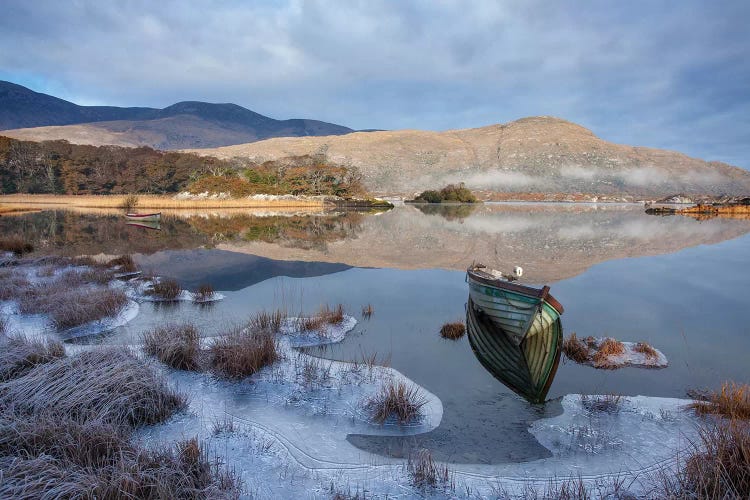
left=279, top=315, right=358, bottom=347
left=59, top=299, right=140, bottom=340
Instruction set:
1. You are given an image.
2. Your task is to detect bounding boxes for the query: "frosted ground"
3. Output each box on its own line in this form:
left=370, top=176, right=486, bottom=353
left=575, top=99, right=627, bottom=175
left=0, top=257, right=702, bottom=498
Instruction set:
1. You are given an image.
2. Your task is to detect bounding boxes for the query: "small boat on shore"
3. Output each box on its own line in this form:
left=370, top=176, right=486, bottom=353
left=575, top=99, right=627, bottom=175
left=125, top=212, right=161, bottom=222
left=466, top=264, right=564, bottom=403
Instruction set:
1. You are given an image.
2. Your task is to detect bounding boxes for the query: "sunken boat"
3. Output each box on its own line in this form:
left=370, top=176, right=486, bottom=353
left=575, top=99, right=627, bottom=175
left=466, top=264, right=564, bottom=403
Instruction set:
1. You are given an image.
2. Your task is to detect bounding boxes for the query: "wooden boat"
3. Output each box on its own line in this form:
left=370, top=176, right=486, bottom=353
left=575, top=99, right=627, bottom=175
left=466, top=264, right=564, bottom=403
left=125, top=212, right=161, bottom=222
left=126, top=220, right=161, bottom=231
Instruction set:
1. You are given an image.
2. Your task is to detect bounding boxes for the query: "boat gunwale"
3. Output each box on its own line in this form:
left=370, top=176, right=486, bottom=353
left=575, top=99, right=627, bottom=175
left=467, top=268, right=564, bottom=315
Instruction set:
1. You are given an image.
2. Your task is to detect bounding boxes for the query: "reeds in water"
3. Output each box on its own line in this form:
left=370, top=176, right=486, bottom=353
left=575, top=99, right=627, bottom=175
left=365, top=380, right=427, bottom=425
left=150, top=278, right=182, bottom=301
left=302, top=303, right=345, bottom=332
left=194, top=283, right=215, bottom=302
left=562, top=333, right=590, bottom=364
left=439, top=321, right=465, bottom=340
left=209, top=327, right=278, bottom=379
left=142, top=323, right=201, bottom=371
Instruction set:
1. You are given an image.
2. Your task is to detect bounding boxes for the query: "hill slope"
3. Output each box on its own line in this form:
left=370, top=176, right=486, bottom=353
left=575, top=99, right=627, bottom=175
left=187, top=116, right=750, bottom=199
left=0, top=81, right=353, bottom=148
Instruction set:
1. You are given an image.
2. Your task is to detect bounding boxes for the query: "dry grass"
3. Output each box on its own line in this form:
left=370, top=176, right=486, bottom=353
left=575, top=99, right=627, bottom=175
left=50, top=288, right=128, bottom=330
left=194, top=283, right=216, bottom=302
left=247, top=309, right=285, bottom=333
left=361, top=303, right=374, bottom=320
left=562, top=333, right=590, bottom=364
left=0, top=193, right=325, bottom=209
left=120, top=194, right=139, bottom=212
left=107, top=254, right=137, bottom=273
left=150, top=278, right=182, bottom=301
left=0, top=270, right=30, bottom=301
left=0, top=235, right=34, bottom=256
left=366, top=380, right=428, bottom=425
left=690, top=382, right=750, bottom=420
left=406, top=449, right=452, bottom=490
left=209, top=327, right=279, bottom=379
left=634, top=341, right=659, bottom=360
left=580, top=394, right=625, bottom=414
left=0, top=348, right=186, bottom=427
left=592, top=337, right=625, bottom=369
left=439, top=321, right=466, bottom=340
left=302, top=303, right=345, bottom=332
left=0, top=335, right=65, bottom=382
left=0, top=315, right=7, bottom=336
left=142, top=323, right=201, bottom=371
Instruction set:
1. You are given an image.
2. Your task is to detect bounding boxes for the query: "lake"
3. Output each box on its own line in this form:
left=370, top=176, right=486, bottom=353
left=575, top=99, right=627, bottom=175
left=2, top=202, right=749, bottom=469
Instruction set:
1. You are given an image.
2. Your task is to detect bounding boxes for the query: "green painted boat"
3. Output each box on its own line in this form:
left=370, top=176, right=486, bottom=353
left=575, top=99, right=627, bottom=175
left=466, top=265, right=564, bottom=403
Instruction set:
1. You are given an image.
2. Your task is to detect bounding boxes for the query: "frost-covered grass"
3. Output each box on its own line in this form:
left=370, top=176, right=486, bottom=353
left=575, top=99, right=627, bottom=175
left=365, top=380, right=428, bottom=425
left=142, top=323, right=201, bottom=371
left=690, top=382, right=750, bottom=420
left=194, top=283, right=216, bottom=302
left=209, top=326, right=279, bottom=379
left=0, top=335, right=65, bottom=382
left=439, top=321, right=465, bottom=340
left=407, top=449, right=452, bottom=490
left=148, top=278, right=182, bottom=301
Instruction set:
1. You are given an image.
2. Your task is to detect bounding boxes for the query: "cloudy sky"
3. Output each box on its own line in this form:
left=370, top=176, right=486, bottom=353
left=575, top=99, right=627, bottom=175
left=1, top=0, right=748, bottom=168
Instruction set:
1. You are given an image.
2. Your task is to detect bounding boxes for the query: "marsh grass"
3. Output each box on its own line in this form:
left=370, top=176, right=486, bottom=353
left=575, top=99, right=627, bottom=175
left=194, top=283, right=215, bottom=302
left=0, top=335, right=65, bottom=382
left=592, top=338, right=626, bottom=369
left=406, top=449, right=452, bottom=490
left=689, top=382, right=750, bottom=420
left=0, top=348, right=186, bottom=427
left=142, top=323, right=201, bottom=370
left=580, top=394, right=626, bottom=414
left=107, top=254, right=137, bottom=273
left=0, top=235, right=34, bottom=256
left=439, top=321, right=465, bottom=340
left=247, top=309, right=285, bottom=333
left=0, top=315, right=7, bottom=335
left=209, top=327, right=279, bottom=379
left=562, top=333, right=590, bottom=364
left=366, top=380, right=427, bottom=425
left=302, top=303, right=345, bottom=332
left=295, top=354, right=333, bottom=388
left=49, top=288, right=128, bottom=330
left=361, top=303, right=374, bottom=320
left=150, top=278, right=182, bottom=301
left=120, top=194, right=139, bottom=212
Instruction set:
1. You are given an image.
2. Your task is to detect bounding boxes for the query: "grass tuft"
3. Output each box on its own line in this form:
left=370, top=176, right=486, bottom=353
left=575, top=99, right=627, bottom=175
left=439, top=321, right=465, bottom=340
left=690, top=382, right=750, bottom=420
left=107, top=254, right=137, bottom=273
left=49, top=288, right=128, bottom=330
left=0, top=335, right=65, bottom=382
left=0, top=236, right=34, bottom=256
left=302, top=303, right=345, bottom=332
left=366, top=380, right=428, bottom=425
left=150, top=278, right=182, bottom=301
left=194, top=283, right=215, bottom=302
left=592, top=337, right=625, bottom=369
left=407, top=449, right=452, bottom=490
left=580, top=394, right=625, bottom=414
left=142, top=323, right=201, bottom=371
left=209, top=327, right=278, bottom=379
left=634, top=341, right=659, bottom=360
left=562, top=333, right=590, bottom=364
left=247, top=309, right=285, bottom=334
left=361, top=303, right=374, bottom=320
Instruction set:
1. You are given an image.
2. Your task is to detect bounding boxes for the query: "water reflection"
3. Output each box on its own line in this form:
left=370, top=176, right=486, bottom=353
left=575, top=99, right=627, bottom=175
left=411, top=203, right=479, bottom=221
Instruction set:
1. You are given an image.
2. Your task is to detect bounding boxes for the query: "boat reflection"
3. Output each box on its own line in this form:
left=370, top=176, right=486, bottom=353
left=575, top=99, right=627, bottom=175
left=466, top=265, right=564, bottom=404
left=126, top=220, right=162, bottom=231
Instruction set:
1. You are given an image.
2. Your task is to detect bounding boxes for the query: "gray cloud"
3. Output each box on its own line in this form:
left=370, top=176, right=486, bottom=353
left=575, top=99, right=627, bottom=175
left=0, top=0, right=748, bottom=168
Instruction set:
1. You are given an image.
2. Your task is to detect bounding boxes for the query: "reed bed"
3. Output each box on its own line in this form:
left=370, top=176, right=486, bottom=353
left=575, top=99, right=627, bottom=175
left=209, top=327, right=279, bottom=379
left=0, top=235, right=34, bottom=256
left=365, top=380, right=428, bottom=425
left=690, top=382, right=750, bottom=420
left=246, top=309, right=285, bottom=333
left=0, top=193, right=325, bottom=209
left=0, top=348, right=185, bottom=427
left=0, top=335, right=65, bottom=382
left=194, top=283, right=216, bottom=302
left=439, top=321, right=465, bottom=340
left=149, top=278, right=182, bottom=301
left=302, top=303, right=345, bottom=332
left=142, top=324, right=201, bottom=371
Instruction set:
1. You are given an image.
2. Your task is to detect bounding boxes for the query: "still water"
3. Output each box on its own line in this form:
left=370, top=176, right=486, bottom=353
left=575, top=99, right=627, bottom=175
left=3, top=203, right=749, bottom=464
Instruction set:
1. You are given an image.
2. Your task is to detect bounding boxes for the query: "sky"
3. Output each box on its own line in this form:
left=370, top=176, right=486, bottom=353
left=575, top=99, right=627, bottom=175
left=1, top=0, right=748, bottom=168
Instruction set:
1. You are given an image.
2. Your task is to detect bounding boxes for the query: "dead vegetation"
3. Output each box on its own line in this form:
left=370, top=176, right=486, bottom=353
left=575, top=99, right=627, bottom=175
left=0, top=335, right=65, bottom=382
left=209, top=327, right=279, bottom=379
left=149, top=278, right=183, bottom=300
left=366, top=380, right=428, bottom=425
left=194, top=283, right=216, bottom=302
left=0, top=235, right=34, bottom=256
left=247, top=309, right=285, bottom=333
left=361, top=303, right=374, bottom=320
left=302, top=303, right=345, bottom=332
left=634, top=341, right=658, bottom=360
left=592, top=338, right=625, bottom=369
left=0, top=342, right=240, bottom=498
left=439, top=321, right=466, bottom=340
left=406, top=449, right=452, bottom=490
left=142, top=323, right=201, bottom=371
left=580, top=394, right=626, bottom=414
left=562, top=333, right=590, bottom=363
left=106, top=254, right=137, bottom=273
left=689, top=382, right=750, bottom=420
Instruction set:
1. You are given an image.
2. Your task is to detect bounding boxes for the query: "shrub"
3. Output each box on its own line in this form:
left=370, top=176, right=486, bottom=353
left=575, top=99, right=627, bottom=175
left=209, top=327, right=278, bottom=379
left=150, top=278, right=182, bottom=301
left=366, top=380, right=428, bottom=425
left=439, top=322, right=465, bottom=340
left=0, top=236, right=34, bottom=256
left=0, top=335, right=65, bottom=382
left=142, top=324, right=201, bottom=370
left=411, top=183, right=477, bottom=203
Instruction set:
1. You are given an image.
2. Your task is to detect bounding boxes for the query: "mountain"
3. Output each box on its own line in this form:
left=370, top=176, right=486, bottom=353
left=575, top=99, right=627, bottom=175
left=186, top=116, right=750, bottom=199
left=0, top=81, right=353, bottom=149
